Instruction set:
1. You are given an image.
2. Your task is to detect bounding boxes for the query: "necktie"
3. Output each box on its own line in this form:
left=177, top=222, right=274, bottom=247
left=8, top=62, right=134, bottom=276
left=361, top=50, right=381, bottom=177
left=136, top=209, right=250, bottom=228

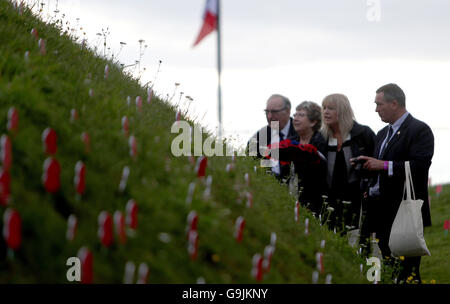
left=379, top=125, right=393, bottom=158
left=279, top=132, right=284, bottom=141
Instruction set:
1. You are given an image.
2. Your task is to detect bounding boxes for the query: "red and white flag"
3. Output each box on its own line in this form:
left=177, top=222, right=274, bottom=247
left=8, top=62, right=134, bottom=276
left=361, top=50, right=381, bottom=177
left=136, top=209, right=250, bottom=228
left=193, top=0, right=218, bottom=47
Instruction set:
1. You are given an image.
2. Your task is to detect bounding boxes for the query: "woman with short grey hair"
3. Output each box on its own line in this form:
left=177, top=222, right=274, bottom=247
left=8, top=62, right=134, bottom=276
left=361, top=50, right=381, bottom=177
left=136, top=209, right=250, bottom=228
left=288, top=101, right=327, bottom=215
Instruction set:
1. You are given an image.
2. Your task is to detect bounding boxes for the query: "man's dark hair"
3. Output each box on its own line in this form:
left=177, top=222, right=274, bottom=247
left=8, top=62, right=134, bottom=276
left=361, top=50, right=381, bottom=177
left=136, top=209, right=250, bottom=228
left=376, top=83, right=406, bottom=107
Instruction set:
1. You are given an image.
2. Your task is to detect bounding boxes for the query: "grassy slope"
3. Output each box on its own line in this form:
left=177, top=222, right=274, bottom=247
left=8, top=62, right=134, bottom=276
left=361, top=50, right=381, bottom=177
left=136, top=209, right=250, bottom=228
left=1, top=0, right=445, bottom=284
left=421, top=185, right=450, bottom=283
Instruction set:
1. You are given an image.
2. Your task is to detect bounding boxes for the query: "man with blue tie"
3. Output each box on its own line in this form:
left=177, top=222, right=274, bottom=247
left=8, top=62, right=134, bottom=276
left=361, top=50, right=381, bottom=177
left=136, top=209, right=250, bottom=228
left=357, top=83, right=434, bottom=283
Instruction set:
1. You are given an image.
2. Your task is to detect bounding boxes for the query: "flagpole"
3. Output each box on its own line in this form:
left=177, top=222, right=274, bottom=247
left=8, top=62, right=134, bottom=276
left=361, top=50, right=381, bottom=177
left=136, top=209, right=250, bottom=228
left=217, top=0, right=223, bottom=139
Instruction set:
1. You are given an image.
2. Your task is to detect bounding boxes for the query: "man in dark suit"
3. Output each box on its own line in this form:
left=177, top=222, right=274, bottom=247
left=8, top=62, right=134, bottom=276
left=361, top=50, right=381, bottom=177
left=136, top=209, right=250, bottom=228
left=247, top=94, right=297, bottom=182
left=358, top=83, right=434, bottom=283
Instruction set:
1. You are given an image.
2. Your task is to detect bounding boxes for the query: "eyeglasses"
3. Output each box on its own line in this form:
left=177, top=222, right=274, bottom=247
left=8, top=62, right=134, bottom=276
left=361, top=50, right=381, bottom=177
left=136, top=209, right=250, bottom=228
left=293, top=112, right=306, bottom=118
left=264, top=107, right=286, bottom=115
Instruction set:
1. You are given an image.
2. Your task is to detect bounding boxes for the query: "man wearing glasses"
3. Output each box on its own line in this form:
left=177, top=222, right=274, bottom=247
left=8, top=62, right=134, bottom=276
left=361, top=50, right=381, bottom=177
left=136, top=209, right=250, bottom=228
left=247, top=94, right=296, bottom=181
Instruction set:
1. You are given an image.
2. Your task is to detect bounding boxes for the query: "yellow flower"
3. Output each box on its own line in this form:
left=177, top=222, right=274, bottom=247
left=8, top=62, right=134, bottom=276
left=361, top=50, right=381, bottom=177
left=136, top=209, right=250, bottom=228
left=422, top=280, right=427, bottom=284
left=407, top=276, right=413, bottom=282
left=212, top=254, right=220, bottom=263
left=430, top=279, right=436, bottom=284
left=400, top=256, right=405, bottom=261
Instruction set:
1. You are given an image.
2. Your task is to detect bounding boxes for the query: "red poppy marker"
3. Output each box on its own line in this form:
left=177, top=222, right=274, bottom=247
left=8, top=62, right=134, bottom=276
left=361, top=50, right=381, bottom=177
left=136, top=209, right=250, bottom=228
left=195, top=156, right=207, bottom=178
left=234, top=216, right=245, bottom=243
left=137, top=263, right=149, bottom=284
left=125, top=199, right=138, bottom=230
left=0, top=169, right=11, bottom=206
left=66, top=214, right=78, bottom=241
left=42, top=128, right=57, bottom=155
left=1, top=135, right=12, bottom=171
left=202, top=175, right=212, bottom=200
left=114, top=211, right=127, bottom=244
left=186, top=211, right=198, bottom=235
left=244, top=173, right=250, bottom=186
left=98, top=211, right=113, bottom=247
left=118, top=166, right=130, bottom=193
left=270, top=232, right=277, bottom=248
left=77, top=247, right=93, bottom=284
left=187, top=230, right=199, bottom=260
left=136, top=96, right=142, bottom=111
left=444, top=220, right=450, bottom=236
left=38, top=38, right=46, bottom=56
left=175, top=110, right=182, bottom=122
left=246, top=192, right=253, bottom=208
left=147, top=88, right=153, bottom=104
left=74, top=161, right=86, bottom=195
left=7, top=107, right=19, bottom=133
left=70, top=109, right=78, bottom=123
left=31, top=28, right=39, bottom=39
left=42, top=157, right=60, bottom=193
left=3, top=208, right=21, bottom=251
left=121, top=116, right=129, bottom=137
left=129, top=135, right=137, bottom=158
left=312, top=271, right=319, bottom=284
left=305, top=218, right=310, bottom=236
left=123, top=261, right=136, bottom=284
left=436, top=184, right=443, bottom=195
left=80, top=132, right=90, bottom=153
left=104, top=64, right=110, bottom=79
left=225, top=163, right=233, bottom=172
left=186, top=182, right=196, bottom=205
left=251, top=254, right=263, bottom=281
left=262, top=245, right=274, bottom=273
left=316, top=252, right=325, bottom=274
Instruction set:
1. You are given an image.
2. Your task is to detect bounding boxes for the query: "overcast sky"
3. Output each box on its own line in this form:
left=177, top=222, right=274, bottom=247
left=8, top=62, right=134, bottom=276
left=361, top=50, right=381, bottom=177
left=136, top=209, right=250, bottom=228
left=33, top=0, right=450, bottom=184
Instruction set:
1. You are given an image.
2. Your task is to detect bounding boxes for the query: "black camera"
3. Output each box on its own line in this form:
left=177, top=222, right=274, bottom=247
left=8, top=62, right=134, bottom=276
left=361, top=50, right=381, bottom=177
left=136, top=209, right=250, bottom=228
left=350, top=157, right=367, bottom=171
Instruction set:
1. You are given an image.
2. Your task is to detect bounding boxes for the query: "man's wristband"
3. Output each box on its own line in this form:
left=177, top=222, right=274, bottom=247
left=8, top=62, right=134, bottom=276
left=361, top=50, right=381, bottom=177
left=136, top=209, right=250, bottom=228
left=383, top=161, right=388, bottom=171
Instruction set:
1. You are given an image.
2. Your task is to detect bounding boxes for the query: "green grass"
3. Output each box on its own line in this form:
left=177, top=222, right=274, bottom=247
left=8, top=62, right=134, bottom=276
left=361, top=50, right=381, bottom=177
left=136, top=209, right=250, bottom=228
left=0, top=0, right=446, bottom=284
left=420, top=185, right=450, bottom=284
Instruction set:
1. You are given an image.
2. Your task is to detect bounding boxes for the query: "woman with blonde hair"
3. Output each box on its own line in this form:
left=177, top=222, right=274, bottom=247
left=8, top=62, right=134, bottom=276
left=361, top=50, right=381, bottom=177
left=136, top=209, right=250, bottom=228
left=321, top=94, right=375, bottom=234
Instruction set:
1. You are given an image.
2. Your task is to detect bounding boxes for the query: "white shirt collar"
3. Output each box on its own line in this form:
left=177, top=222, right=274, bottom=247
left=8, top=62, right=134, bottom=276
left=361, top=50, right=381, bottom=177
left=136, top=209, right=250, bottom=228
left=390, top=111, right=409, bottom=133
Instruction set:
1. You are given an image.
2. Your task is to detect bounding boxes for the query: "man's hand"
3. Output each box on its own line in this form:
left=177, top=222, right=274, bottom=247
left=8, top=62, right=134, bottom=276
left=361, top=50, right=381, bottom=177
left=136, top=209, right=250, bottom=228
left=357, top=156, right=385, bottom=171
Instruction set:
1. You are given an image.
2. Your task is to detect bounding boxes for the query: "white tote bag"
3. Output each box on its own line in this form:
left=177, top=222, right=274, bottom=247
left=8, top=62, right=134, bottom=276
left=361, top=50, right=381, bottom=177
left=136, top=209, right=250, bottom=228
left=388, top=161, right=431, bottom=257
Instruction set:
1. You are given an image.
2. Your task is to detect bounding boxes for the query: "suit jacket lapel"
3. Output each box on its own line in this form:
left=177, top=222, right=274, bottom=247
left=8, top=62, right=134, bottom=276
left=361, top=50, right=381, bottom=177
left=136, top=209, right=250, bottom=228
left=381, top=114, right=412, bottom=157
left=374, top=127, right=388, bottom=157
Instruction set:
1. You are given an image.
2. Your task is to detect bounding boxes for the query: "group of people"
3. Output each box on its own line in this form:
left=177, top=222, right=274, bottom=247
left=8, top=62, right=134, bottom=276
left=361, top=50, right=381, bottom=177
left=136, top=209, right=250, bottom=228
left=248, top=83, right=434, bottom=283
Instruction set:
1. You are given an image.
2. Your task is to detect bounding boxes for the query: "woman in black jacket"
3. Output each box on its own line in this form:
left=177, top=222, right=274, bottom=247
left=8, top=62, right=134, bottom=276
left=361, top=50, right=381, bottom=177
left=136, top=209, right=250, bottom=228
left=288, top=101, right=327, bottom=216
left=321, top=94, right=376, bottom=233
